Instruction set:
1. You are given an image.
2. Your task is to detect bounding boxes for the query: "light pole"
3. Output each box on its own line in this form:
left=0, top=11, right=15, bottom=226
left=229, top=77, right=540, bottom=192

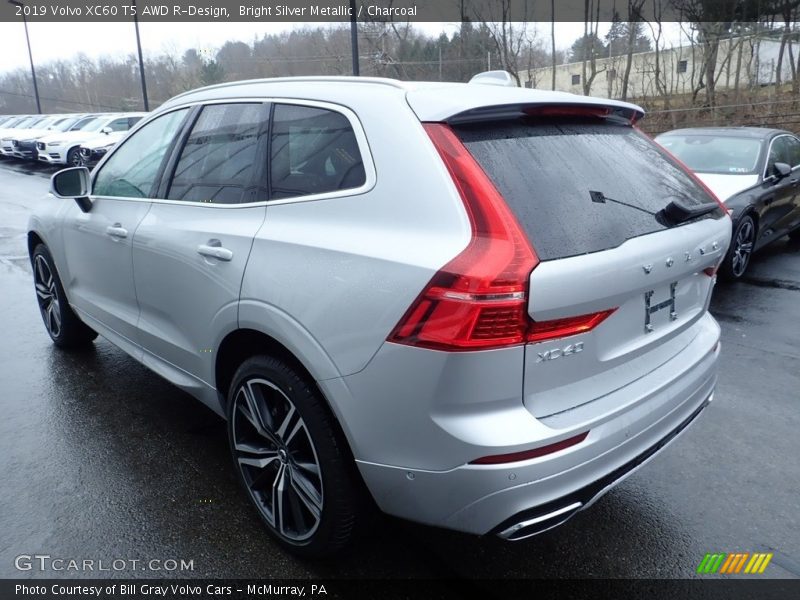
left=7, top=0, right=42, bottom=113
left=349, top=0, right=359, bottom=76
left=132, top=0, right=149, bottom=111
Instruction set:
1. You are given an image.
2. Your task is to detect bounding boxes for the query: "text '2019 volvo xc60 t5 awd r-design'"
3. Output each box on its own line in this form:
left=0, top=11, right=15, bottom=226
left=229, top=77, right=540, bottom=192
left=29, top=72, right=731, bottom=557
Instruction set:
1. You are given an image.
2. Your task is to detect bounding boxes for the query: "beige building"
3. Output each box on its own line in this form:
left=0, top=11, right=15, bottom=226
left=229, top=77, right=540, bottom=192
left=521, top=37, right=796, bottom=100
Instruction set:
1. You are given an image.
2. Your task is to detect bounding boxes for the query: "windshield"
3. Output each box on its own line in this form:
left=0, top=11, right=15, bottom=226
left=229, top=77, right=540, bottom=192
left=51, top=116, right=81, bottom=132
left=11, top=117, right=36, bottom=129
left=84, top=117, right=116, bottom=132
left=656, top=134, right=763, bottom=175
left=69, top=116, right=100, bottom=131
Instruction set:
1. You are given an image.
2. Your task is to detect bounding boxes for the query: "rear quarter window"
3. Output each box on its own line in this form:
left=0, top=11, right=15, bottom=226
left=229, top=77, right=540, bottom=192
left=455, top=119, right=723, bottom=261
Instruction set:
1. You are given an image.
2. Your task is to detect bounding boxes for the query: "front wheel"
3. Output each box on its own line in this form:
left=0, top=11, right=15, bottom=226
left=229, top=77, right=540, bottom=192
left=32, top=244, right=97, bottom=347
left=227, top=355, right=361, bottom=557
left=66, top=147, right=81, bottom=167
left=720, top=215, right=756, bottom=280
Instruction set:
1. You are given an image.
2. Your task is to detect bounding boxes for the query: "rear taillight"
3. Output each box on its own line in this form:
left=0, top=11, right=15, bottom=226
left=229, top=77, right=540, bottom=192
left=388, top=122, right=539, bottom=351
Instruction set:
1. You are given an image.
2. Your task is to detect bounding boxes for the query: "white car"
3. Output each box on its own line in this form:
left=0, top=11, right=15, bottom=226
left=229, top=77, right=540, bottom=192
left=36, top=113, right=147, bottom=166
left=78, top=131, right=128, bottom=167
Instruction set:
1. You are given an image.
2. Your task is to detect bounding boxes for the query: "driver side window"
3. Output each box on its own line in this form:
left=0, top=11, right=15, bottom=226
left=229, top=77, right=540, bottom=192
left=93, top=109, right=189, bottom=198
left=767, top=136, right=792, bottom=175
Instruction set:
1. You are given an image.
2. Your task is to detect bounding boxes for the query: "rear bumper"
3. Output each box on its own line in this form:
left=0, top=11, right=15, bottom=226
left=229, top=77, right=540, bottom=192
left=344, top=314, right=720, bottom=536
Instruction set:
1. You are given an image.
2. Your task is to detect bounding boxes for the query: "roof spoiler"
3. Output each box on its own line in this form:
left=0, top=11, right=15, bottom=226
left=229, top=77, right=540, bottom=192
left=469, top=70, right=517, bottom=87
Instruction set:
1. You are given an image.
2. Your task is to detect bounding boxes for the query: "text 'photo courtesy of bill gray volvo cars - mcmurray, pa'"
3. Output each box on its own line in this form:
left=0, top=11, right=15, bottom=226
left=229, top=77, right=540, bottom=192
left=27, top=71, right=732, bottom=557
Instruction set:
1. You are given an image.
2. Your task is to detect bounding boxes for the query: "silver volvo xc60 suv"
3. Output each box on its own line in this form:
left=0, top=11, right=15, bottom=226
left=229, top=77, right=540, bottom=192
left=29, top=74, right=731, bottom=557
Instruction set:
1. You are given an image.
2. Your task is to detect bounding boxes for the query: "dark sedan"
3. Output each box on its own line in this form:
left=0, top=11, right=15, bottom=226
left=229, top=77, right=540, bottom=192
left=656, top=127, right=800, bottom=279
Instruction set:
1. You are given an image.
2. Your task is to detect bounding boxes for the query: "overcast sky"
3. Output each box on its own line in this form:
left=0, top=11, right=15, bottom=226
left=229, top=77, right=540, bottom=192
left=0, top=21, right=685, bottom=75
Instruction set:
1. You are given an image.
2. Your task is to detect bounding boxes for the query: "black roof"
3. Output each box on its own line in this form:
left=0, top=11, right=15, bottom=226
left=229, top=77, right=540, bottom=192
left=656, top=126, right=791, bottom=140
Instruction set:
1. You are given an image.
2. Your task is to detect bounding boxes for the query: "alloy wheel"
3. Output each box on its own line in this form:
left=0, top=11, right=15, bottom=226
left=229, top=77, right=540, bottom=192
left=231, top=377, right=324, bottom=542
left=34, top=254, right=62, bottom=338
left=731, top=219, right=755, bottom=278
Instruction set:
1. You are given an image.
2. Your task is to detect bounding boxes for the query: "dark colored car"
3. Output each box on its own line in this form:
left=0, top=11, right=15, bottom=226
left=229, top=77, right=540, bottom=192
left=656, top=127, right=800, bottom=279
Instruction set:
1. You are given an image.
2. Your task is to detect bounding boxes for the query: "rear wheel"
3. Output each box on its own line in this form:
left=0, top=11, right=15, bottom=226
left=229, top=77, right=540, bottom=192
left=32, top=244, right=97, bottom=348
left=720, top=215, right=755, bottom=280
left=788, top=227, right=800, bottom=242
left=226, top=355, right=360, bottom=557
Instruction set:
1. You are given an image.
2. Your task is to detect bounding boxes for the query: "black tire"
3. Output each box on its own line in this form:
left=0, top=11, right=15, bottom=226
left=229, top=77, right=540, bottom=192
left=788, top=227, right=800, bottom=242
left=31, top=244, right=97, bottom=348
left=226, top=355, right=360, bottom=558
left=66, top=147, right=81, bottom=167
left=720, top=214, right=756, bottom=280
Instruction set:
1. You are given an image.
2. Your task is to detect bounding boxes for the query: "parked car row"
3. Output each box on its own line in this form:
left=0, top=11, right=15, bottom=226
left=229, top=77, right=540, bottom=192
left=0, top=112, right=147, bottom=168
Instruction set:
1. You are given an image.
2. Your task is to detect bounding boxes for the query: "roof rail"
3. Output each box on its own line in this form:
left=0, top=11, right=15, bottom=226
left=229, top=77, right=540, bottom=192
left=469, top=70, right=517, bottom=87
left=167, top=76, right=409, bottom=103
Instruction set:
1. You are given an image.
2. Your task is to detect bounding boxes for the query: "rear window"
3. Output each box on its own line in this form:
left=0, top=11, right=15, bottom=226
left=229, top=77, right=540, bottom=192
left=455, top=119, right=723, bottom=261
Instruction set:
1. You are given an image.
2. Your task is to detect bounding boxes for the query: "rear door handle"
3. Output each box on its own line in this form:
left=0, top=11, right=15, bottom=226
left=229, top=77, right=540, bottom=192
left=197, top=240, right=233, bottom=262
left=105, top=224, right=128, bottom=238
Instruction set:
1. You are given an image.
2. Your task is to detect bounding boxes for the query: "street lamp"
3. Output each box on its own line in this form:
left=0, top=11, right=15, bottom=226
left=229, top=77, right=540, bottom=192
left=132, top=0, right=149, bottom=111
left=7, top=0, right=42, bottom=113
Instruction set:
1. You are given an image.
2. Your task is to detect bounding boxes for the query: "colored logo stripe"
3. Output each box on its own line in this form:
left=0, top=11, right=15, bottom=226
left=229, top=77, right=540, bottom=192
left=697, top=552, right=773, bottom=574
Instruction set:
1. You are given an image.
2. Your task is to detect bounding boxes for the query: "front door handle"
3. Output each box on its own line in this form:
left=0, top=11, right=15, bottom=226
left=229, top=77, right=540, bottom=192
left=106, top=224, right=128, bottom=238
left=198, top=240, right=233, bottom=262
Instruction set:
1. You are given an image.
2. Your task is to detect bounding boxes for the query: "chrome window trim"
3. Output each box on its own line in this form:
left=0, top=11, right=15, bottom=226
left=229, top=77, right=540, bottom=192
left=90, top=97, right=376, bottom=209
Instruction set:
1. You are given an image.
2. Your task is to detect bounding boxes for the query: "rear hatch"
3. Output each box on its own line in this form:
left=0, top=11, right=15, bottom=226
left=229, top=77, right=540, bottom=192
left=453, top=114, right=730, bottom=418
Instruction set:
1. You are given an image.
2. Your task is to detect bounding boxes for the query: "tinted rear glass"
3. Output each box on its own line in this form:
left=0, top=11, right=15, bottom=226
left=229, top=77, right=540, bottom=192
left=455, top=119, right=722, bottom=261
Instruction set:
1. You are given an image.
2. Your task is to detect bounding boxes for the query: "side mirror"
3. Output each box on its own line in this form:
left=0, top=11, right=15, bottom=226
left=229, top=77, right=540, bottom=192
left=51, top=167, right=92, bottom=213
left=773, top=162, right=792, bottom=180
left=100, top=126, right=113, bottom=134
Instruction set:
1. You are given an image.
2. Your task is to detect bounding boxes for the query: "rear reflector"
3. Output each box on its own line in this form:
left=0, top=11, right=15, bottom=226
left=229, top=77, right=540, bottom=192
left=527, top=309, right=616, bottom=343
left=388, top=123, right=539, bottom=351
left=470, top=431, right=590, bottom=465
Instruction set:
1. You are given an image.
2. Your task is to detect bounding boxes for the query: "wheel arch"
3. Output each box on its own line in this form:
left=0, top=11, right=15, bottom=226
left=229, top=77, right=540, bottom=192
left=27, top=230, right=45, bottom=259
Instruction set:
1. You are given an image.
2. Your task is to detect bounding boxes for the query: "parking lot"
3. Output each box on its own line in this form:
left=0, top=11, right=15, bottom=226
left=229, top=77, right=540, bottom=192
left=0, top=157, right=798, bottom=582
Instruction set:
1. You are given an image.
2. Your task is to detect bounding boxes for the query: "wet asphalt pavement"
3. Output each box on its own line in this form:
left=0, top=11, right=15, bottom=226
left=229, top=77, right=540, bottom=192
left=0, top=158, right=798, bottom=582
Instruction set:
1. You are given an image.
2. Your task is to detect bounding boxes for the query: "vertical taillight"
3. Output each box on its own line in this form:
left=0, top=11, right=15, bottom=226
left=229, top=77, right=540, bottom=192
left=388, top=123, right=539, bottom=351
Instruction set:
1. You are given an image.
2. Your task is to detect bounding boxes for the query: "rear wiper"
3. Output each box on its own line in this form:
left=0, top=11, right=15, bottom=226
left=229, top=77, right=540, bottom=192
left=658, top=197, right=719, bottom=226
left=589, top=190, right=656, bottom=216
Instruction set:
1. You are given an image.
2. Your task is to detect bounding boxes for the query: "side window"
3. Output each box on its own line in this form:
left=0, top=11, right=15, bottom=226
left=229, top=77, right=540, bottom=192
left=270, top=104, right=366, bottom=200
left=93, top=109, right=189, bottom=198
left=128, top=116, right=143, bottom=128
left=768, top=137, right=792, bottom=174
left=785, top=136, right=800, bottom=168
left=167, top=103, right=267, bottom=204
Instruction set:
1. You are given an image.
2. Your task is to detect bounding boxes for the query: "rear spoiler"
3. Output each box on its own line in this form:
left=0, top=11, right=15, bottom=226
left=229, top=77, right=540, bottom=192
left=445, top=102, right=644, bottom=126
